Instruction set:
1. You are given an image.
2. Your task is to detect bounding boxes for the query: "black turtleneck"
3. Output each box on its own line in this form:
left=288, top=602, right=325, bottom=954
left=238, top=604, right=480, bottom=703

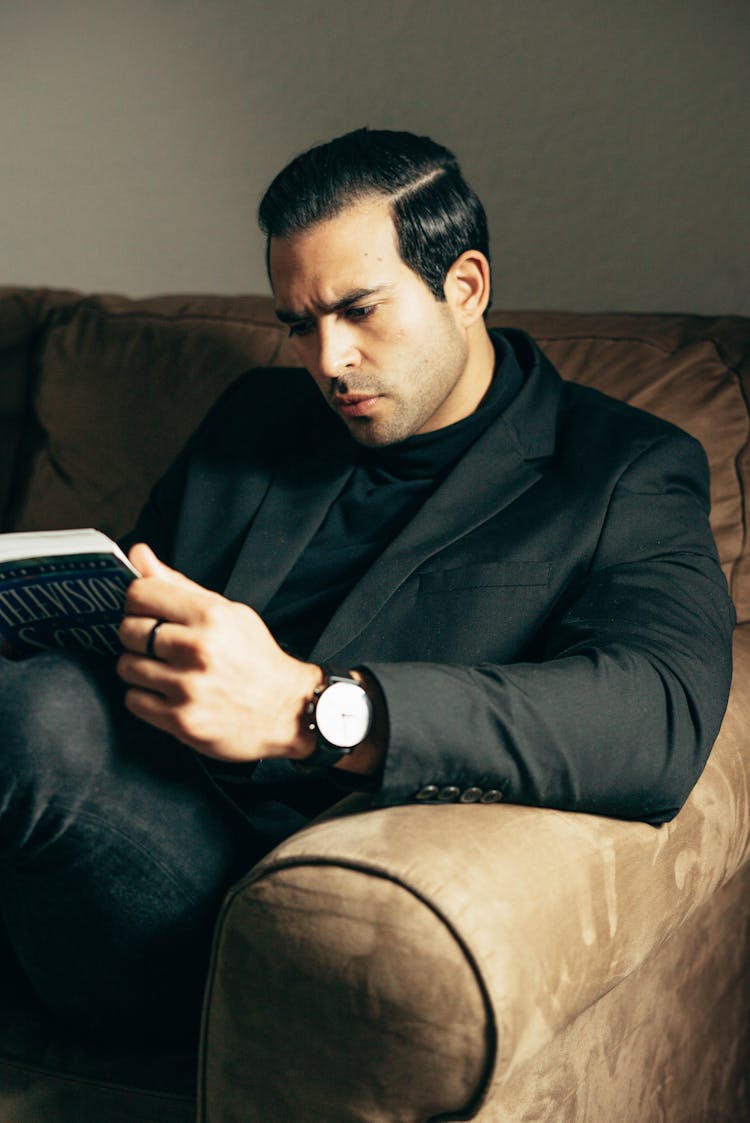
left=263, top=332, right=524, bottom=658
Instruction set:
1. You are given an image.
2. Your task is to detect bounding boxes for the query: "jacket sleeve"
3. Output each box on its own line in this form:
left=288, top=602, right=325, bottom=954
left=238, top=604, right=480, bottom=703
left=362, top=433, right=735, bottom=825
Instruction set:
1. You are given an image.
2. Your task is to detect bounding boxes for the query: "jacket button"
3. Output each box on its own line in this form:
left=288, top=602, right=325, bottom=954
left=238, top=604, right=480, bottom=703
left=459, top=787, right=483, bottom=803
left=415, top=785, right=439, bottom=801
left=436, top=786, right=461, bottom=801
left=480, top=789, right=504, bottom=803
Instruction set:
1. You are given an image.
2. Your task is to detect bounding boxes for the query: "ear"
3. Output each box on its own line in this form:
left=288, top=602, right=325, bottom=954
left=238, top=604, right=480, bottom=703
left=444, top=250, right=491, bottom=326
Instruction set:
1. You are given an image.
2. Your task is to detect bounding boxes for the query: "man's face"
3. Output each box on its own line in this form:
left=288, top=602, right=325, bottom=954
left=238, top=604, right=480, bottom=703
left=269, top=198, right=478, bottom=447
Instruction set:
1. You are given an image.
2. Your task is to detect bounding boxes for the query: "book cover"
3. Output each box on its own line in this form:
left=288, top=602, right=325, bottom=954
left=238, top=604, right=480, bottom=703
left=0, top=529, right=139, bottom=660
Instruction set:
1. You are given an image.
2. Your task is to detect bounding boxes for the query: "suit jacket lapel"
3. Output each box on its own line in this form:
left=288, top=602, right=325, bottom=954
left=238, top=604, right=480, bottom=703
left=223, top=425, right=354, bottom=610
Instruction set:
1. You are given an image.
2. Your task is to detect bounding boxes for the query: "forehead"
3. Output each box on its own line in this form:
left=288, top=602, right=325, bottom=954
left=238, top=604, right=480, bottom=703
left=268, top=198, right=405, bottom=307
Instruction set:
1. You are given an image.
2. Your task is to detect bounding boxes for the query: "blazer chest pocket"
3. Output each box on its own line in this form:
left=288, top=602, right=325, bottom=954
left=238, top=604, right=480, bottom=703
left=418, top=561, right=552, bottom=594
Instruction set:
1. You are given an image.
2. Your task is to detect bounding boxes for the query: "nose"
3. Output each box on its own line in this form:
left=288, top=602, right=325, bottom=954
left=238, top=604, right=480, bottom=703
left=314, top=319, right=360, bottom=382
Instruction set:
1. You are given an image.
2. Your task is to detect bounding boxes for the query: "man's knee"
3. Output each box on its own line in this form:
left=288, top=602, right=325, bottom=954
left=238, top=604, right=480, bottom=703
left=0, top=653, right=121, bottom=786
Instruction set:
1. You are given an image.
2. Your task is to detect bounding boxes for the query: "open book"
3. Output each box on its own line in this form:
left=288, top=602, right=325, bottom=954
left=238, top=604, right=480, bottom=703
left=0, top=528, right=139, bottom=660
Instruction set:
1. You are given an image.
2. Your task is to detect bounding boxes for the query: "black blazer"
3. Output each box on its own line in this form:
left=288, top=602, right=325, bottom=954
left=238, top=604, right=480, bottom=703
left=127, top=330, right=735, bottom=825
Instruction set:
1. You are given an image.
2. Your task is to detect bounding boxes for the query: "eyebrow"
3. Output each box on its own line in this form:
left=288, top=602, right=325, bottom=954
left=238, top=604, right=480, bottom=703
left=274, top=285, right=393, bottom=325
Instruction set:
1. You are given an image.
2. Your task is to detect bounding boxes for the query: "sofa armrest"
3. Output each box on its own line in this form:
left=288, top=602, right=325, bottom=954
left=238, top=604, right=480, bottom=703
left=198, top=628, right=750, bottom=1122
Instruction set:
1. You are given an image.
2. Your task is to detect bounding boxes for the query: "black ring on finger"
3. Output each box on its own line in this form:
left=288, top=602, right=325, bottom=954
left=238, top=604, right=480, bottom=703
left=146, top=620, right=165, bottom=660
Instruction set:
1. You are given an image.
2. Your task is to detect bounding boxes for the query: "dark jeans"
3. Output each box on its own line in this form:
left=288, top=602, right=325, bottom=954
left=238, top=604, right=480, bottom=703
left=0, top=652, right=275, bottom=1046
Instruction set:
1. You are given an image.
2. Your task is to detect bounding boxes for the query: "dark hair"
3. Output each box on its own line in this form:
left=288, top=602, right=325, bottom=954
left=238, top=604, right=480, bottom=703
left=258, top=128, right=491, bottom=307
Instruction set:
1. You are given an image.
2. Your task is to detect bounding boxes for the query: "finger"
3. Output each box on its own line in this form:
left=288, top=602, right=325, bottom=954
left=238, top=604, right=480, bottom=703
left=123, top=685, right=216, bottom=755
left=118, top=613, right=161, bottom=654
left=124, top=575, right=217, bottom=625
left=116, top=651, right=185, bottom=697
left=118, top=617, right=207, bottom=674
left=119, top=615, right=180, bottom=659
left=122, top=687, right=191, bottom=743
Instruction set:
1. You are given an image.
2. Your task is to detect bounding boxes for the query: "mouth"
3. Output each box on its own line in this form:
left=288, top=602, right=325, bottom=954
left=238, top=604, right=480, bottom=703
left=332, top=394, right=382, bottom=418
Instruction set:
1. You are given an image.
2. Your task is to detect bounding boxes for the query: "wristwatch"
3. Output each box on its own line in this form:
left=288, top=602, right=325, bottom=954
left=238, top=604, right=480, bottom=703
left=303, top=671, right=373, bottom=768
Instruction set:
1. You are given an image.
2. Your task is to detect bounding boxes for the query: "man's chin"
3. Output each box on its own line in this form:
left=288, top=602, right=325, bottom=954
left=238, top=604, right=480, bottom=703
left=335, top=401, right=419, bottom=448
left=345, top=418, right=390, bottom=448
left=334, top=409, right=383, bottom=447
left=346, top=416, right=420, bottom=449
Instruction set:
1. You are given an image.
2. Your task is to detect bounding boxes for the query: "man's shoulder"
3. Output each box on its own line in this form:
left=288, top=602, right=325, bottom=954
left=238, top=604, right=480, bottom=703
left=551, top=375, right=711, bottom=500
left=561, top=376, right=701, bottom=455
left=500, top=327, right=704, bottom=471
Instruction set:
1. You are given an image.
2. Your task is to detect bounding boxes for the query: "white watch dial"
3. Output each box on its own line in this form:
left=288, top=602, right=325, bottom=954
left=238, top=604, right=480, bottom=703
left=316, top=681, right=372, bottom=748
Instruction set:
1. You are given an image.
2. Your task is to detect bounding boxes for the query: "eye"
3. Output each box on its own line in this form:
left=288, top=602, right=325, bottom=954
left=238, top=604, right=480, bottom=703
left=346, top=305, right=375, bottom=322
left=287, top=320, right=313, bottom=338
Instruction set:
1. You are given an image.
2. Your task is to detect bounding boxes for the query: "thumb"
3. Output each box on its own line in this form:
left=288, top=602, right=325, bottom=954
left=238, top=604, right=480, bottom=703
left=128, top=542, right=194, bottom=587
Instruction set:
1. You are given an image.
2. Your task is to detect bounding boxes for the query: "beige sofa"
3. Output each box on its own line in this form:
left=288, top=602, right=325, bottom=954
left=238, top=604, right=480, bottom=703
left=0, top=288, right=748, bottom=1122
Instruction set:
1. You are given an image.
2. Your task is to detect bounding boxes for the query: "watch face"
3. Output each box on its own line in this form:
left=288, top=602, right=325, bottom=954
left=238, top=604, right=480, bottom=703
left=316, top=681, right=372, bottom=749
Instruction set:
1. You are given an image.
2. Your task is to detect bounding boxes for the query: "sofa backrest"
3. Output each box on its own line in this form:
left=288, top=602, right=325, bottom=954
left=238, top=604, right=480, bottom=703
left=1, top=288, right=749, bottom=621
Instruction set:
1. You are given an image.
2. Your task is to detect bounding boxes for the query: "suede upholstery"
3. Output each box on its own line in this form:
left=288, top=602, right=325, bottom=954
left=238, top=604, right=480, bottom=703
left=0, top=287, right=748, bottom=1122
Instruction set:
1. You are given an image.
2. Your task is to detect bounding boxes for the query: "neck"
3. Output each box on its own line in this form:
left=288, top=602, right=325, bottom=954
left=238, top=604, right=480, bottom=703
left=463, top=322, right=498, bottom=414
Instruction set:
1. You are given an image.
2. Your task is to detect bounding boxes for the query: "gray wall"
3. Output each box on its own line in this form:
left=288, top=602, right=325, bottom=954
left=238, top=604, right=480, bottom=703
left=2, top=0, right=749, bottom=314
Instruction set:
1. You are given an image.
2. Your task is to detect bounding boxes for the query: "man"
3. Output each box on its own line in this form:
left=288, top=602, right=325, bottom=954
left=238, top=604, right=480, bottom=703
left=0, top=129, right=734, bottom=1045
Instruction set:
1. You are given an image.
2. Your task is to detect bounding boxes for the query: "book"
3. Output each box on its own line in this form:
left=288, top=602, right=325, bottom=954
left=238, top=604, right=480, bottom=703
left=0, top=528, right=139, bottom=660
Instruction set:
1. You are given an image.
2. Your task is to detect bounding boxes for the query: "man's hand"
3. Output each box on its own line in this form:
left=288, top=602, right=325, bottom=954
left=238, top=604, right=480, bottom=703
left=117, top=543, right=322, bottom=762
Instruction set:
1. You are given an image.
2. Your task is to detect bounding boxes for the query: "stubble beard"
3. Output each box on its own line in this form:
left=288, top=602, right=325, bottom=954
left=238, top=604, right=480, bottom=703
left=337, top=321, right=469, bottom=449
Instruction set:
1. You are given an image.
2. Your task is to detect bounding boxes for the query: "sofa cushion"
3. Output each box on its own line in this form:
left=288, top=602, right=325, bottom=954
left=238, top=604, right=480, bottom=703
left=0, top=288, right=87, bottom=533
left=0, top=292, right=34, bottom=519
left=10, top=294, right=298, bottom=541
